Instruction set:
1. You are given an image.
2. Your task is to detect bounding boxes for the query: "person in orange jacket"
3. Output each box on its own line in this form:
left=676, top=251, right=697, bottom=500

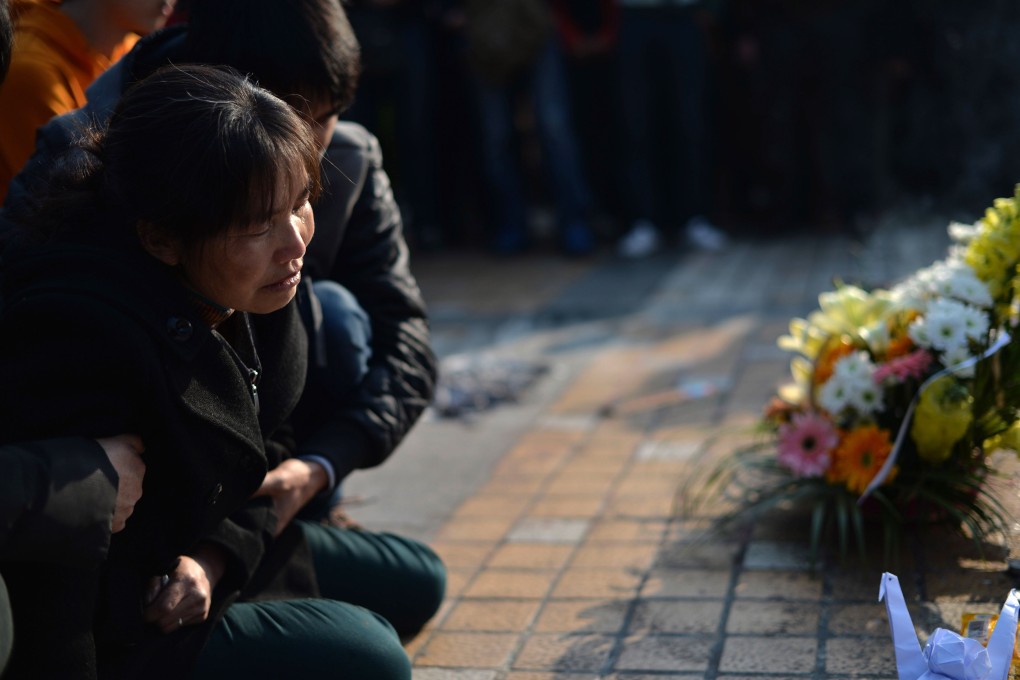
left=0, top=0, right=174, bottom=202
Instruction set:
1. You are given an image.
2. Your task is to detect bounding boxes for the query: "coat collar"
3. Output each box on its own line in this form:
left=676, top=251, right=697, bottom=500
left=0, top=240, right=213, bottom=361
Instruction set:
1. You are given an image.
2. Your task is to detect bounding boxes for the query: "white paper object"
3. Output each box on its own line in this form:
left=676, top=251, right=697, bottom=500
left=879, top=572, right=1020, bottom=680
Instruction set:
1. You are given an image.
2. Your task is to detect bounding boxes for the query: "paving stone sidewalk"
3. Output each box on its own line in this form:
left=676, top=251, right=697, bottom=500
left=345, top=219, right=1020, bottom=679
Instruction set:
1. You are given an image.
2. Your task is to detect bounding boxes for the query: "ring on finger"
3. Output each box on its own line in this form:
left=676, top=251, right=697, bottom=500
left=178, top=617, right=184, bottom=628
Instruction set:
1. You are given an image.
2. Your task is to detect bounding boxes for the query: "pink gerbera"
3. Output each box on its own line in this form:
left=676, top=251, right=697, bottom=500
left=776, top=411, right=839, bottom=477
left=873, top=349, right=933, bottom=384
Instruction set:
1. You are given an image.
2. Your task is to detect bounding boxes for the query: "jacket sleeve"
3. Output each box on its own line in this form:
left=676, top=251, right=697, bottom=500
left=193, top=498, right=276, bottom=596
left=0, top=294, right=156, bottom=565
left=296, top=124, right=437, bottom=482
left=0, top=438, right=119, bottom=565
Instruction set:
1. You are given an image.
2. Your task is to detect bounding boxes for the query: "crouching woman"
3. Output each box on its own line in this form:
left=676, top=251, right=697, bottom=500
left=0, top=64, right=410, bottom=679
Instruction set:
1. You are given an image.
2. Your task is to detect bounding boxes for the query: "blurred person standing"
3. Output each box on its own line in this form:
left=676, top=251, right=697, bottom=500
left=552, top=0, right=623, bottom=235
left=614, top=0, right=727, bottom=258
left=345, top=0, right=451, bottom=251
left=0, top=0, right=175, bottom=202
left=463, top=0, right=596, bottom=256
left=715, top=0, right=882, bottom=235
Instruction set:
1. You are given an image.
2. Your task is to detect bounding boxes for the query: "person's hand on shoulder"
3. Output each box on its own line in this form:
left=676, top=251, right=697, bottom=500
left=96, top=434, right=145, bottom=533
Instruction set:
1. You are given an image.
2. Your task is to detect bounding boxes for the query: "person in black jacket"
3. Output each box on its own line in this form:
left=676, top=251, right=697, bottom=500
left=3, top=0, right=447, bottom=665
left=0, top=2, right=149, bottom=675
left=0, top=64, right=424, bottom=679
left=4, top=0, right=437, bottom=527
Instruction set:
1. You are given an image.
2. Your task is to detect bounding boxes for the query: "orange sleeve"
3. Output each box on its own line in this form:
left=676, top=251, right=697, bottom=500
left=0, top=57, right=79, bottom=202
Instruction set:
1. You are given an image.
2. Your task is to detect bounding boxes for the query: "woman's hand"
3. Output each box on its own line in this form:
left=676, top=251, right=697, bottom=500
left=252, top=458, right=328, bottom=535
left=144, top=544, right=226, bottom=633
left=96, top=434, right=145, bottom=533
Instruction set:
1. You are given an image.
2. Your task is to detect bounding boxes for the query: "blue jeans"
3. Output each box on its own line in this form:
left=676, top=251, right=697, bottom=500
left=617, top=8, right=708, bottom=226
left=304, top=279, right=372, bottom=402
left=296, top=279, right=372, bottom=516
left=474, top=38, right=592, bottom=239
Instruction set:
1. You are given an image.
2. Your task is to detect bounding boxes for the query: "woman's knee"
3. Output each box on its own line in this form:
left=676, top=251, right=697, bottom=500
left=301, top=524, right=447, bottom=639
left=196, top=599, right=410, bottom=680
left=400, top=537, right=446, bottom=634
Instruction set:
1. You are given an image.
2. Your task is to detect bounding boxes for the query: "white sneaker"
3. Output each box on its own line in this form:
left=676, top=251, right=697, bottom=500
left=617, top=220, right=662, bottom=258
left=685, top=216, right=728, bottom=251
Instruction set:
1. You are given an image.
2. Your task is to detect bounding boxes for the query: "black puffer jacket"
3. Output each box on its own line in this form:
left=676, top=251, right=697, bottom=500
left=3, top=25, right=437, bottom=484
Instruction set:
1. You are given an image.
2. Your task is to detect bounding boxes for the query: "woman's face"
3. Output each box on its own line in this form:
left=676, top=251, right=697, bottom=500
left=178, top=169, right=314, bottom=315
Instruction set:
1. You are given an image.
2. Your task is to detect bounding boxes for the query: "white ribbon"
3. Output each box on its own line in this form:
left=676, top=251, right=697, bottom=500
left=858, top=330, right=1012, bottom=502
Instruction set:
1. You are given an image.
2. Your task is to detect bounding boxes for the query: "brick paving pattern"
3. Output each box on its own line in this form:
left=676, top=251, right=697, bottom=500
left=347, top=218, right=1020, bottom=679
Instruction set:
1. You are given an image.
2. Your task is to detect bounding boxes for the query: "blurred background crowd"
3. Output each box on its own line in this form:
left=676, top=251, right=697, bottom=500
left=314, top=0, right=1020, bottom=258
left=10, top=0, right=1020, bottom=258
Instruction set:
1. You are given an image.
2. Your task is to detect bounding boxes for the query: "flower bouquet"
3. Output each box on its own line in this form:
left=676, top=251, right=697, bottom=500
left=690, top=190, right=1020, bottom=560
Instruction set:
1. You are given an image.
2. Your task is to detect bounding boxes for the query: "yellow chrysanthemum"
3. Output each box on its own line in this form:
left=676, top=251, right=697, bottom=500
left=779, top=318, right=831, bottom=363
left=963, top=191, right=1020, bottom=325
left=776, top=285, right=896, bottom=408
left=984, top=421, right=1020, bottom=456
left=827, top=425, right=896, bottom=494
left=909, top=376, right=972, bottom=464
left=778, top=285, right=893, bottom=361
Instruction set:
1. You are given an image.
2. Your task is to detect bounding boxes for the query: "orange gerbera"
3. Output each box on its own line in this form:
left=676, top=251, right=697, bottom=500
left=885, top=334, right=916, bottom=360
left=826, top=425, right=897, bottom=494
left=885, top=311, right=920, bottom=360
left=813, top=338, right=856, bottom=386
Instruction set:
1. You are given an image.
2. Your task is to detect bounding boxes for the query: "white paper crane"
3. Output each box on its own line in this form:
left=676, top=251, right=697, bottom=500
left=879, top=572, right=1020, bottom=680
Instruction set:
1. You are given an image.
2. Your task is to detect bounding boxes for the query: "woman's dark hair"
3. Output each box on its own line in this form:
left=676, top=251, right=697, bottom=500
left=38, top=64, right=320, bottom=247
left=186, top=0, right=361, bottom=117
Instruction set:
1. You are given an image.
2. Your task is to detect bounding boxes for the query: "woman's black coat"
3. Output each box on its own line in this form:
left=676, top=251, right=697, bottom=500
left=0, top=237, right=308, bottom=678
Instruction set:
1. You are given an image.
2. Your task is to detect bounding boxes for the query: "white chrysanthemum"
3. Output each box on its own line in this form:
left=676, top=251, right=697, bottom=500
left=941, top=345, right=975, bottom=378
left=908, top=318, right=934, bottom=348
left=818, top=353, right=879, bottom=415
left=924, top=315, right=968, bottom=351
left=889, top=276, right=928, bottom=309
left=909, top=263, right=940, bottom=290
left=931, top=262, right=993, bottom=308
left=946, top=243, right=969, bottom=263
left=818, top=376, right=854, bottom=414
left=893, top=258, right=992, bottom=309
left=947, top=220, right=981, bottom=243
left=957, top=303, right=990, bottom=341
left=832, top=351, right=875, bottom=381
left=920, top=298, right=972, bottom=351
left=848, top=381, right=885, bottom=415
